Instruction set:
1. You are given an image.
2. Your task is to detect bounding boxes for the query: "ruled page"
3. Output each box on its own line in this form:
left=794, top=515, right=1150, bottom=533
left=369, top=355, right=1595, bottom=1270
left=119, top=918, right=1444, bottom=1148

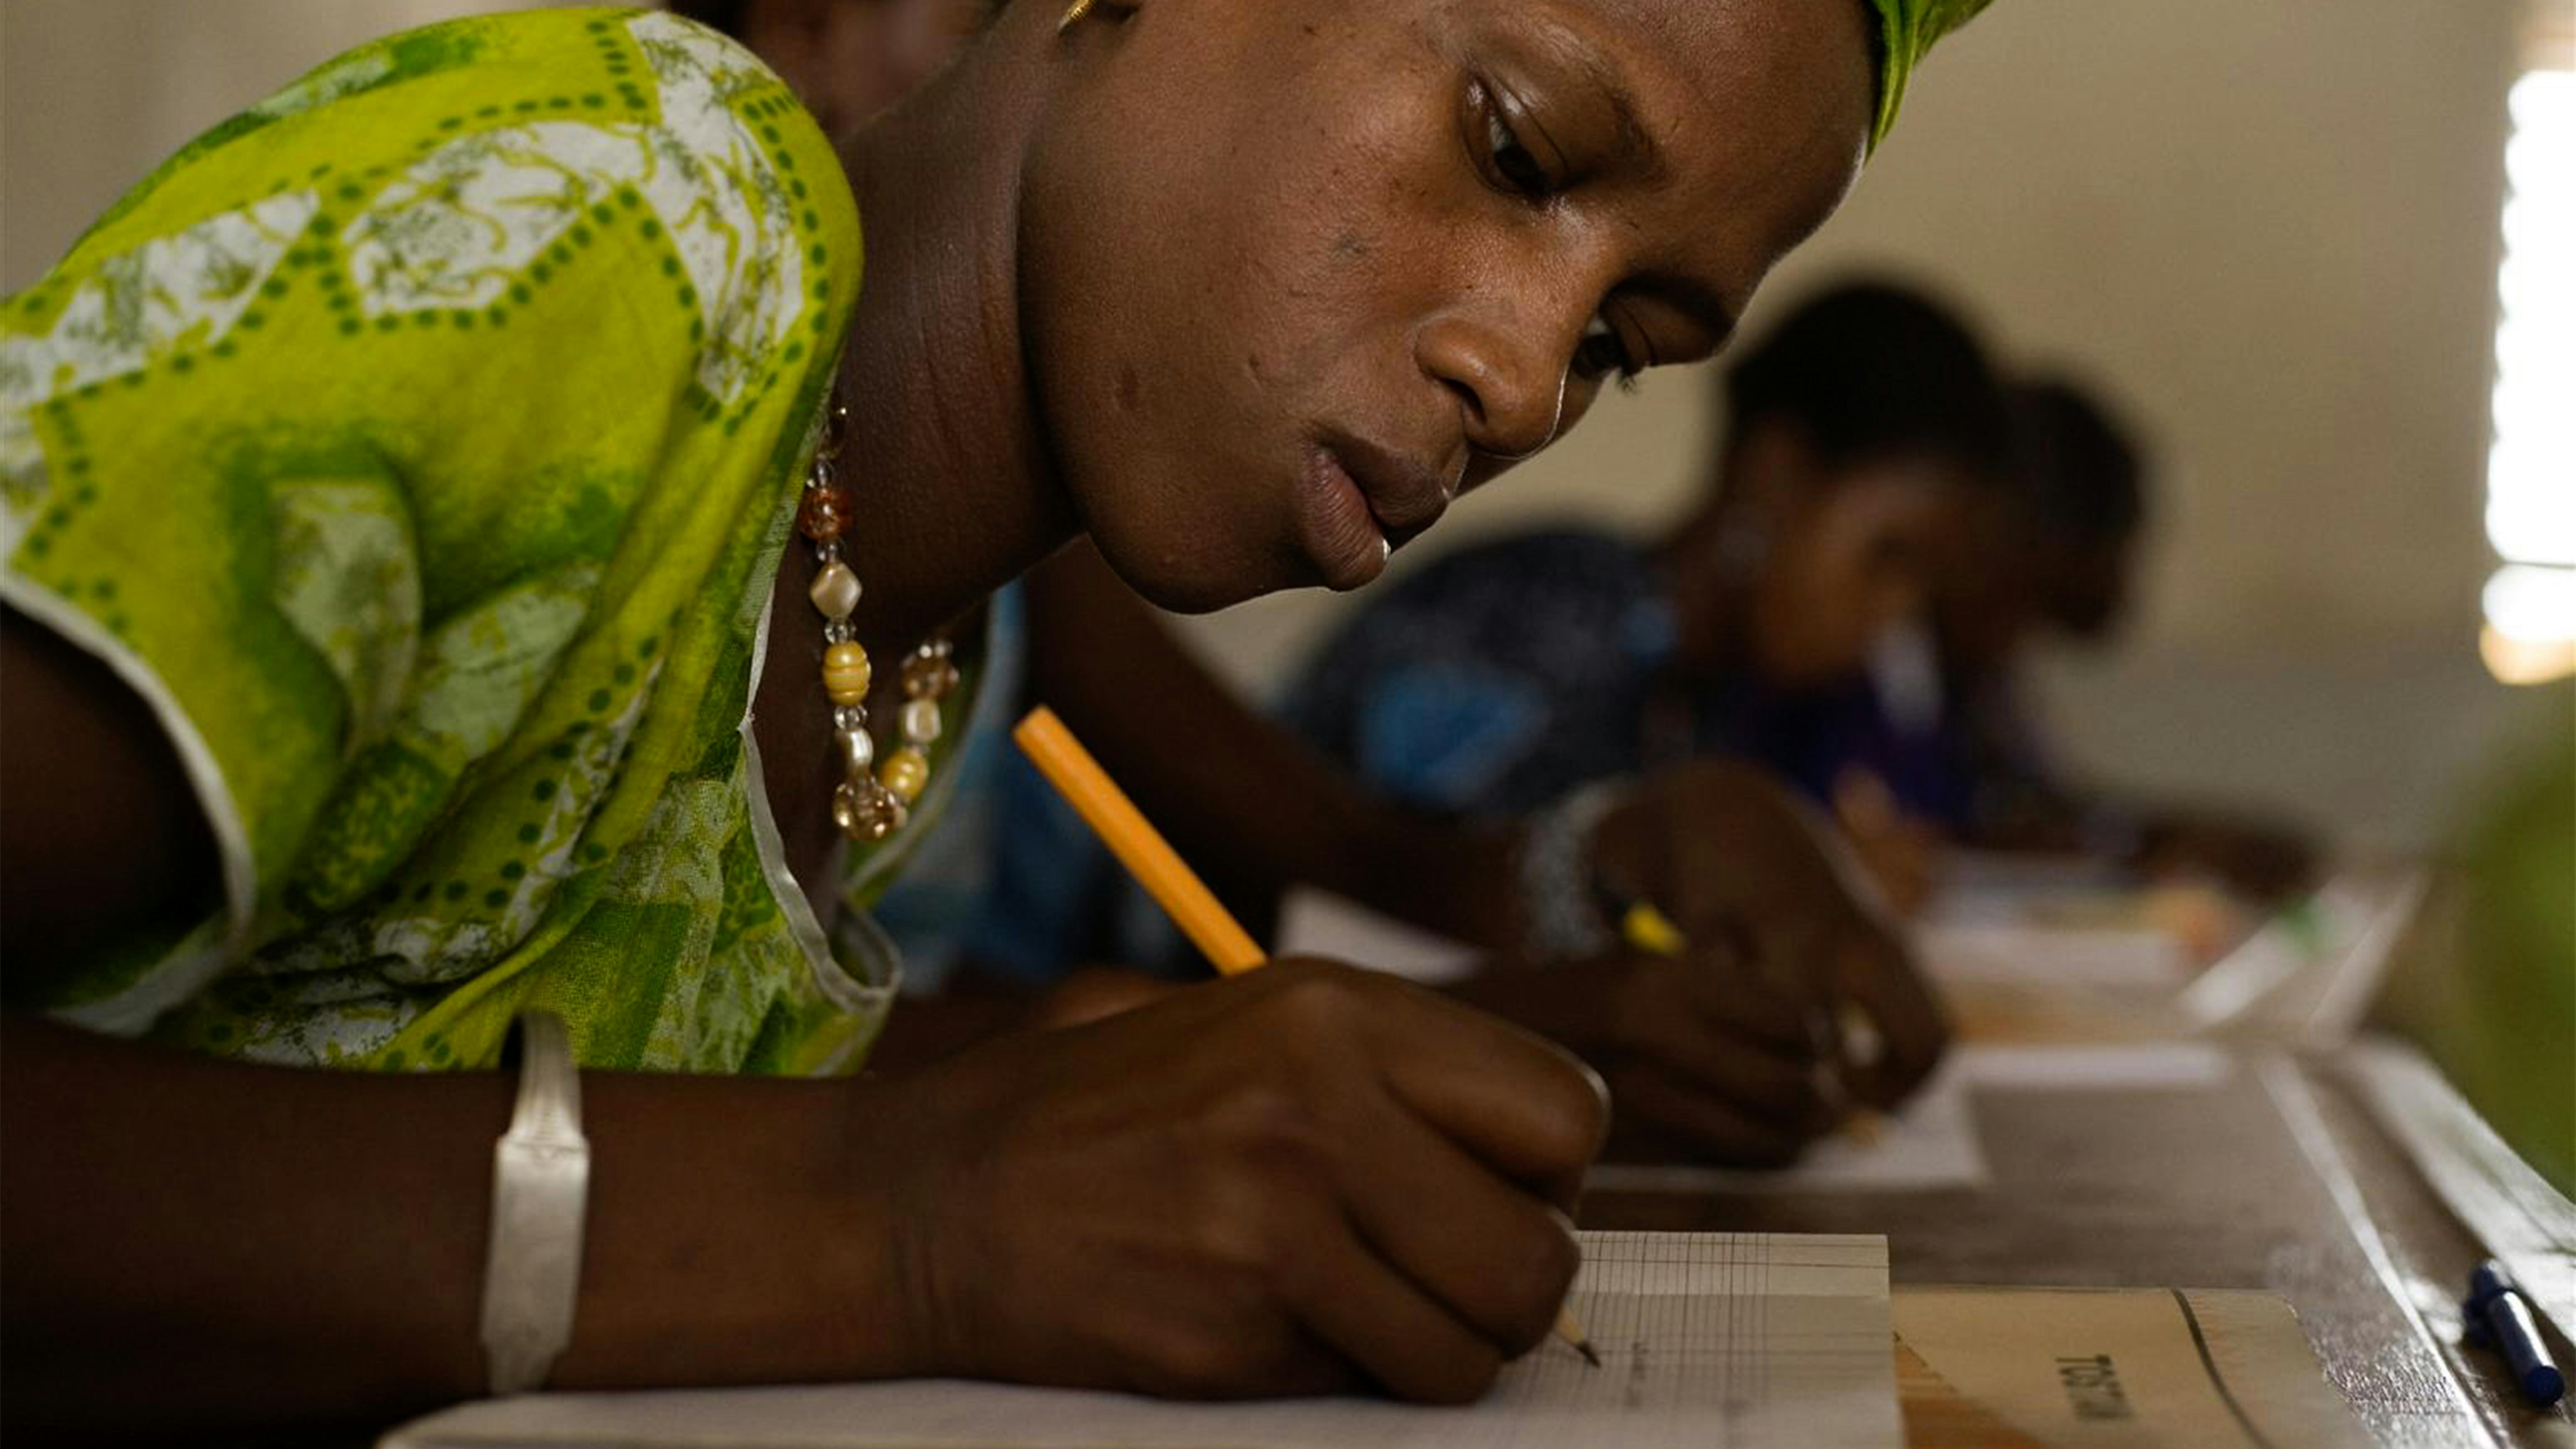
left=385, top=1232, right=1901, bottom=1449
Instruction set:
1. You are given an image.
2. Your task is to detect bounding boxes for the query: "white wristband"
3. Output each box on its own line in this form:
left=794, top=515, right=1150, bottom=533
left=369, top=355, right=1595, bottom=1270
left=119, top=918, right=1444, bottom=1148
left=480, top=1010, right=589, bottom=1397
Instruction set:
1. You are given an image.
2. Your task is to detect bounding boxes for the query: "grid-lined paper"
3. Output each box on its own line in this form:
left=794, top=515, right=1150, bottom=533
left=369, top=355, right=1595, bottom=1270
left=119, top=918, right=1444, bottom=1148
left=386, top=1232, right=1900, bottom=1449
left=1472, top=1232, right=1901, bottom=1449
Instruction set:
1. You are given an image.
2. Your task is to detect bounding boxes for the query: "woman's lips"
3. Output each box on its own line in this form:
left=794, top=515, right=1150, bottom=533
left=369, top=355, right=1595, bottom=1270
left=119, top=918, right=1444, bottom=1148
left=1295, top=445, right=1391, bottom=591
left=1328, top=432, right=1453, bottom=541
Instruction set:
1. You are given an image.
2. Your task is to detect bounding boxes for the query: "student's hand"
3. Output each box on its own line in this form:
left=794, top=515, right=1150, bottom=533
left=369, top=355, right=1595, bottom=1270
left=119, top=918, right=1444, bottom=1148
left=1585, top=759, right=1948, bottom=1112
left=1027, top=963, right=1187, bottom=1029
left=1448, top=945, right=1839, bottom=1166
left=848, top=959, right=1607, bottom=1403
left=1832, top=769, right=1943, bottom=918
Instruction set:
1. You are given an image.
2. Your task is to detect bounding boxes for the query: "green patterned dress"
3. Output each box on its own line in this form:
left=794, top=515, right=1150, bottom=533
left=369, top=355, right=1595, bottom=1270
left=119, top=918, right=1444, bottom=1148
left=0, top=8, right=939, bottom=1076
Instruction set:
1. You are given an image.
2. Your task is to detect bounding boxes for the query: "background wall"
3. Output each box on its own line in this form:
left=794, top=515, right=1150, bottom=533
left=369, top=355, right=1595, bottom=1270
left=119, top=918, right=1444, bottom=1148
left=1, top=1, right=578, bottom=289
left=3, top=0, right=2550, bottom=850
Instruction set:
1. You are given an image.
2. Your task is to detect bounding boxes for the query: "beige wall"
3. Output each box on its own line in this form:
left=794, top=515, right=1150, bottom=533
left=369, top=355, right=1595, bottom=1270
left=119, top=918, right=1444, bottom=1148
left=2, top=0, right=572, bottom=290
left=2, top=0, right=2534, bottom=844
left=1786, top=0, right=2518, bottom=653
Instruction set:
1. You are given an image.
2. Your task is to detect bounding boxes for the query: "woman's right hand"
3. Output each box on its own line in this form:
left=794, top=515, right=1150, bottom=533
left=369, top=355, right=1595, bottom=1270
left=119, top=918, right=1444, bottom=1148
left=2, top=973, right=1598, bottom=1436
left=842, top=958, right=1607, bottom=1403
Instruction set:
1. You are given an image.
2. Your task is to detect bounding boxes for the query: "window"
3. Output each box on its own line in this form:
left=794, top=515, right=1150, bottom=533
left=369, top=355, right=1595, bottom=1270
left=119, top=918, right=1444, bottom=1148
left=2481, top=27, right=2576, bottom=685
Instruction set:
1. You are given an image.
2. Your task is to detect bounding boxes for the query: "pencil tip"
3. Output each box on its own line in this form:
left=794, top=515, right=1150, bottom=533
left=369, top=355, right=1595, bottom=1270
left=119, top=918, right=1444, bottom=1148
left=1577, top=1340, right=1602, bottom=1368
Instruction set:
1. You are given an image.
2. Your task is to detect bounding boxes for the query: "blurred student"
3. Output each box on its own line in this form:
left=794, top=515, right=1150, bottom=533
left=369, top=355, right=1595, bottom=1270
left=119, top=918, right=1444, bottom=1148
left=1854, top=378, right=2318, bottom=901
left=1280, top=282, right=2013, bottom=910
left=699, top=0, right=1956, bottom=1154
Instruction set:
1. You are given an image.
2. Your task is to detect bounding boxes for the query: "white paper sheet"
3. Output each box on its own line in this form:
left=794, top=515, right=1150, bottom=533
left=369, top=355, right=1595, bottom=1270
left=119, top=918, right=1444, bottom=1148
left=383, top=1232, right=1901, bottom=1449
left=1952, top=1041, right=2237, bottom=1091
left=1588, top=1061, right=1990, bottom=1195
left=1274, top=886, right=1485, bottom=985
left=1917, top=919, right=2191, bottom=990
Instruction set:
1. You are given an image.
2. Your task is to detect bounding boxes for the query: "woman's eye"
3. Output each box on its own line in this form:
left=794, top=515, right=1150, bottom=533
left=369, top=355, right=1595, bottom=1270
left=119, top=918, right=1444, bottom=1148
left=1575, top=313, right=1641, bottom=385
left=1484, top=99, right=1551, bottom=197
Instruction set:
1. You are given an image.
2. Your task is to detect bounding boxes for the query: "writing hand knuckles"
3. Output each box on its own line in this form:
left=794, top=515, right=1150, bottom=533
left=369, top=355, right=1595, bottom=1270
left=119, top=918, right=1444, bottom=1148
left=1247, top=958, right=1392, bottom=1040
left=1529, top=1051, right=1611, bottom=1169
left=1492, top=1214, right=1585, bottom=1353
left=1196, top=1082, right=1341, bottom=1194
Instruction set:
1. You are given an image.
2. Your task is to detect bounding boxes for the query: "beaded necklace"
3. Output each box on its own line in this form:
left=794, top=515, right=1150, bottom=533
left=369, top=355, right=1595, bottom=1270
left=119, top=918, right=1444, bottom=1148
left=797, top=400, right=959, bottom=842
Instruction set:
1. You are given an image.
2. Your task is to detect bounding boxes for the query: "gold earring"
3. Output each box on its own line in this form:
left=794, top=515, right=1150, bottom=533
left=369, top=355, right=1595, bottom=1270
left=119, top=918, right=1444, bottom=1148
left=1058, top=0, right=1095, bottom=34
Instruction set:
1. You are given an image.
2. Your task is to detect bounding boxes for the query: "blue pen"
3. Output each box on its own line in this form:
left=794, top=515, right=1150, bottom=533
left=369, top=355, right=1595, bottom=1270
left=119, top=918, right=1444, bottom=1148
left=2463, top=1260, right=2566, bottom=1408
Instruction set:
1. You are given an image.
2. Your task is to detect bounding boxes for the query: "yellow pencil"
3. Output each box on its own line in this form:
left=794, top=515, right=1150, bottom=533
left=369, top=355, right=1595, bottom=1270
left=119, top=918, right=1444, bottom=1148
left=1013, top=706, right=1264, bottom=973
left=1011, top=705, right=1600, bottom=1368
left=1617, top=902, right=1884, bottom=1144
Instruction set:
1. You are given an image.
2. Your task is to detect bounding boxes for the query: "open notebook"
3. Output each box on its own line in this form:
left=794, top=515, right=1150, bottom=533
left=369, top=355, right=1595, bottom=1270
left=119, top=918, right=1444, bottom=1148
left=385, top=1232, right=1900, bottom=1449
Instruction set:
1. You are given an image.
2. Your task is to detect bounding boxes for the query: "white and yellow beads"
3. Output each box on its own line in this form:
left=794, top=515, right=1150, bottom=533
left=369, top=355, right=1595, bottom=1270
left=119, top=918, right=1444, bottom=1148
left=801, top=406, right=955, bottom=843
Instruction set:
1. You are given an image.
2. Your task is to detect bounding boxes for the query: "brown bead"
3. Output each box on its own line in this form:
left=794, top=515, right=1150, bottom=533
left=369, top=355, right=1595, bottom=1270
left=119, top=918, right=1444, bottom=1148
left=797, top=487, right=849, bottom=541
left=901, top=653, right=961, bottom=700
left=832, top=779, right=907, bottom=841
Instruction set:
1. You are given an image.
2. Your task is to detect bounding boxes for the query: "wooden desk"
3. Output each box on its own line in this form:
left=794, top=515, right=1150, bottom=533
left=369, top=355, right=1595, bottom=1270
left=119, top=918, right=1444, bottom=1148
left=1584, top=1049, right=2575, bottom=1447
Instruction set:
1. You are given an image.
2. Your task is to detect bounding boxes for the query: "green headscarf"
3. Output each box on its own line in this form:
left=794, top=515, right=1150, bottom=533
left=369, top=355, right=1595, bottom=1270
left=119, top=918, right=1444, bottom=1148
left=1869, top=0, right=1993, bottom=151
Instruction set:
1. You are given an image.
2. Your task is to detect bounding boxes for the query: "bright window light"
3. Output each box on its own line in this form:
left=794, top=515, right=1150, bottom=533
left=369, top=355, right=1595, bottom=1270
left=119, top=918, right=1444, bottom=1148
left=2482, top=67, right=2576, bottom=682
left=2480, top=625, right=2576, bottom=687
left=2484, top=562, right=2576, bottom=643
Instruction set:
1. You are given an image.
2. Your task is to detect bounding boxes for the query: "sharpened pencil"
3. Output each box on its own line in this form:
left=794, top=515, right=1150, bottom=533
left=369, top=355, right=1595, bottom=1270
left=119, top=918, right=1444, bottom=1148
left=1013, top=705, right=1265, bottom=974
left=1556, top=1306, right=1602, bottom=1367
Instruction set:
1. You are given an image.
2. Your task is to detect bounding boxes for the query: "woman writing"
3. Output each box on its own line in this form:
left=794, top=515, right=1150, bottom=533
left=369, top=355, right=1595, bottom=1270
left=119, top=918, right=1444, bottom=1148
left=0, top=0, right=1989, bottom=1435
left=682, top=0, right=1953, bottom=1160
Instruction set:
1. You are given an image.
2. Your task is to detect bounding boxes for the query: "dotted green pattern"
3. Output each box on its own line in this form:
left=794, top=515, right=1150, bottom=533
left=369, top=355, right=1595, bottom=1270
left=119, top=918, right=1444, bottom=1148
left=0, top=9, right=913, bottom=1076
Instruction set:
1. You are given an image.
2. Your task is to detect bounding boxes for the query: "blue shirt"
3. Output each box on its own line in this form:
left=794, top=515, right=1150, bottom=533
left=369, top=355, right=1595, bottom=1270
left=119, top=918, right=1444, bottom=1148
left=1281, top=528, right=1881, bottom=819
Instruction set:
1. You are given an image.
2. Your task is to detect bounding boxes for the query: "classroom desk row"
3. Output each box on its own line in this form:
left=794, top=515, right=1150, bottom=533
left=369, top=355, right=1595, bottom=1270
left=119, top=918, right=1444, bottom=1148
left=1585, top=1044, right=2576, bottom=1448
